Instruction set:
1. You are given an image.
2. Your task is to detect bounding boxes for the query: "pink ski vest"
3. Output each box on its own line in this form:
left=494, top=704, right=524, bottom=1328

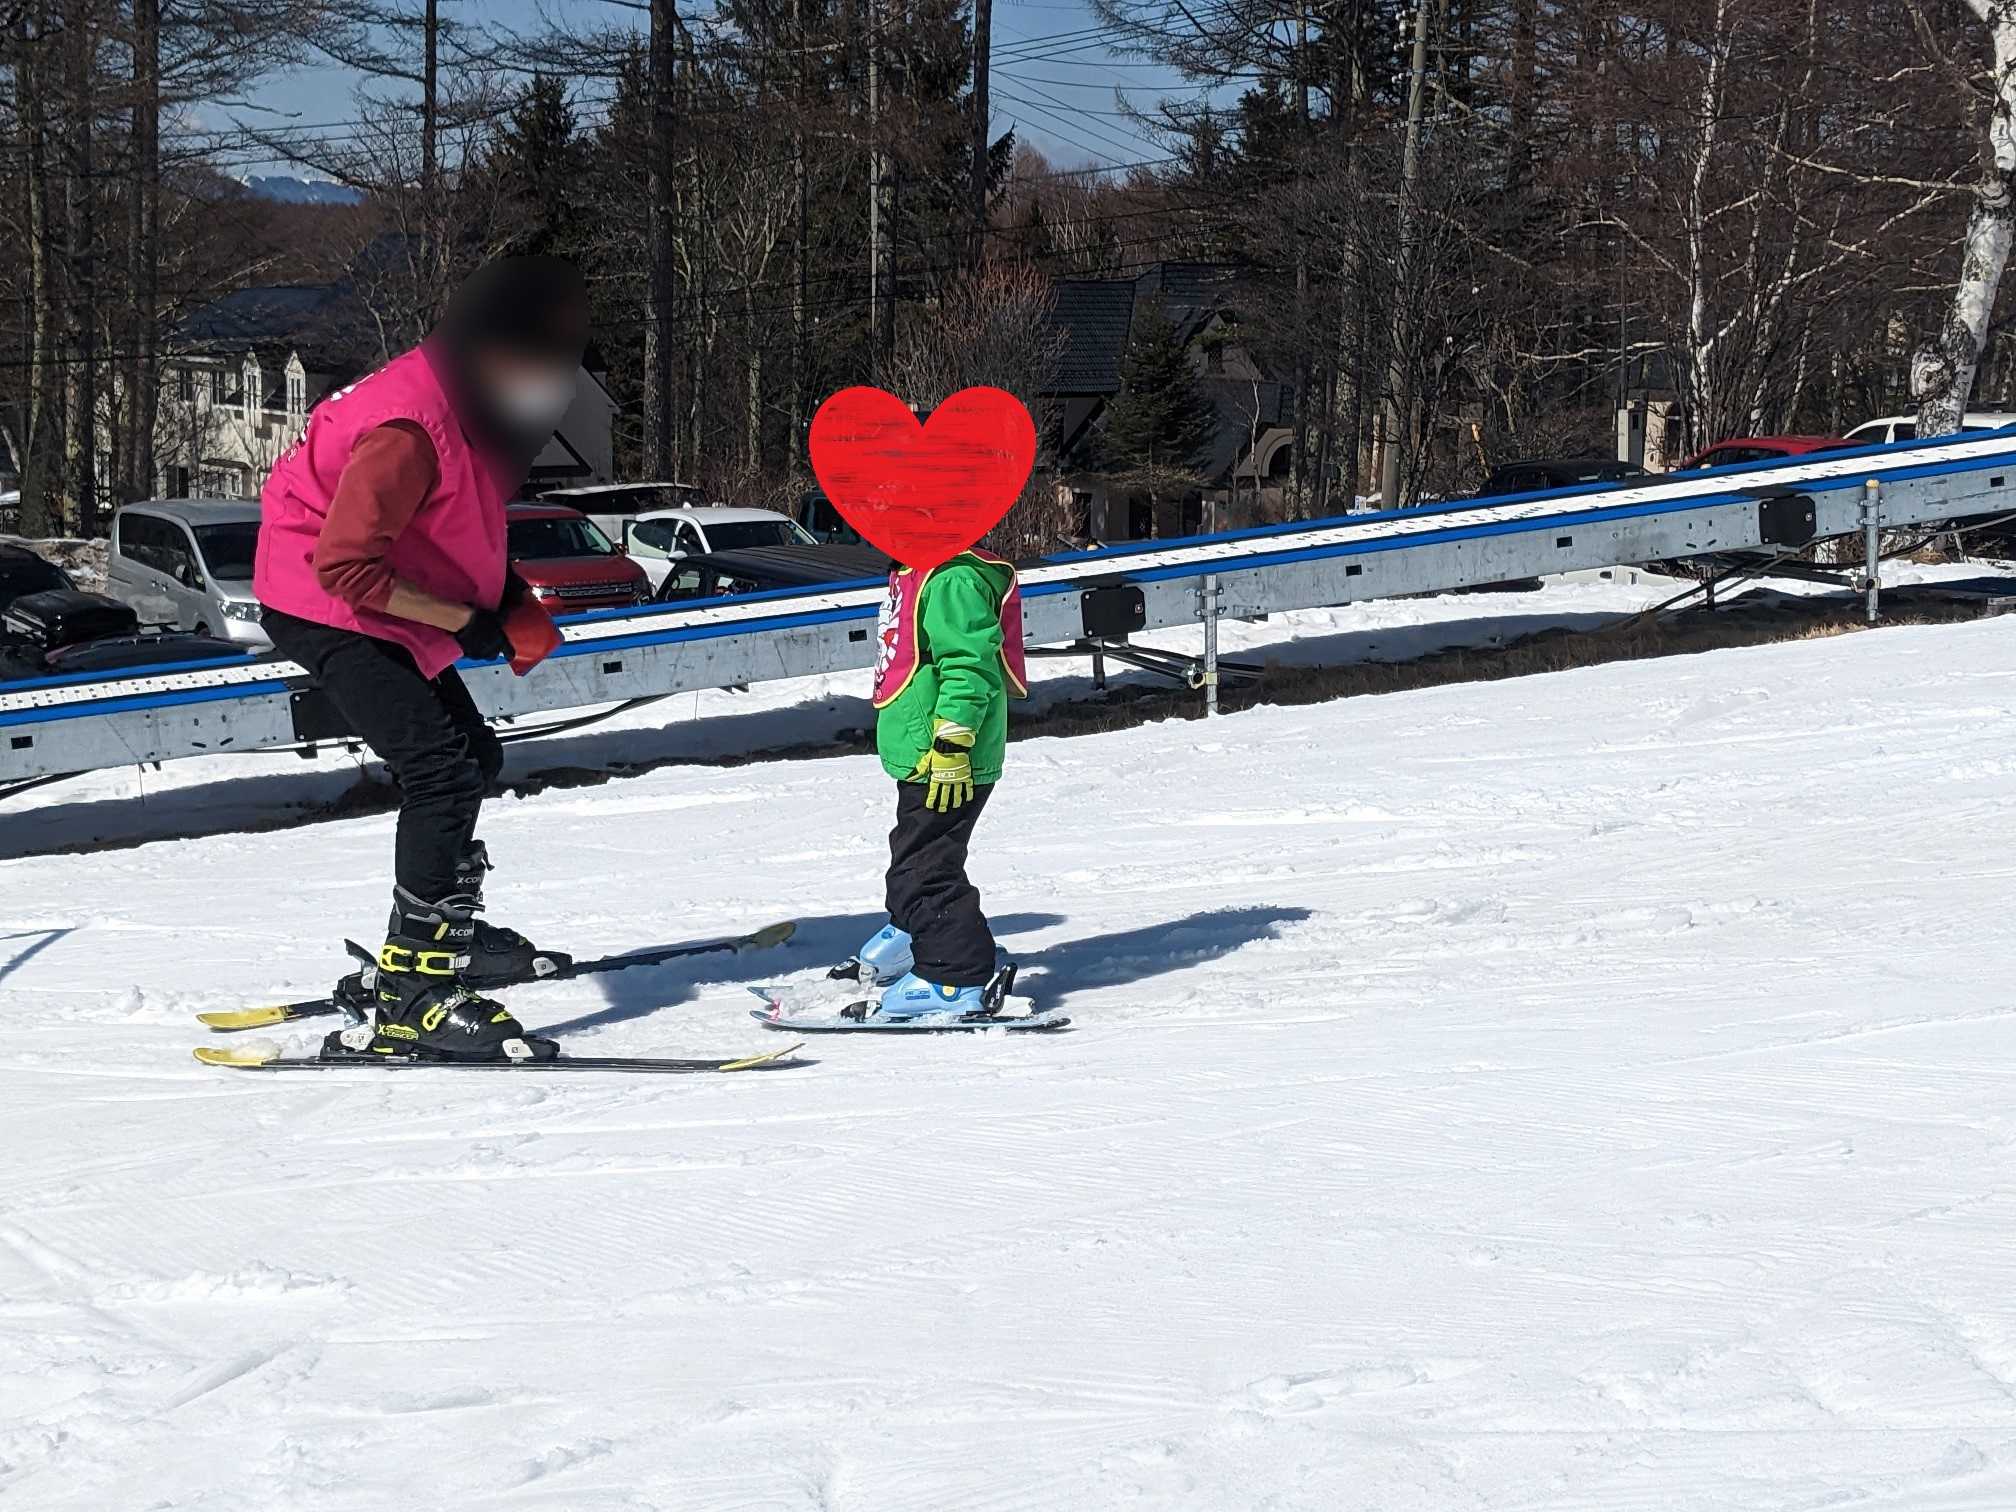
left=254, top=345, right=512, bottom=679
left=871, top=550, right=1030, bottom=708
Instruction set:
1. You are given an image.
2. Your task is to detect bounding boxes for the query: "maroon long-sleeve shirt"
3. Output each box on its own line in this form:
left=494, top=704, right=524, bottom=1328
left=309, top=421, right=441, bottom=611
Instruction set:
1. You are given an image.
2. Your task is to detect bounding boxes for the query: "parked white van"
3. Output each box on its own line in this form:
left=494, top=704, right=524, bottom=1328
left=107, top=499, right=270, bottom=648
left=1843, top=412, right=2016, bottom=446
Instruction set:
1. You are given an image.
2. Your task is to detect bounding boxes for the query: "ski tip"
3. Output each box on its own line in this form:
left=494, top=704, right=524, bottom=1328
left=736, top=921, right=798, bottom=952
left=193, top=1044, right=282, bottom=1069
left=196, top=1006, right=292, bottom=1031
left=718, top=1042, right=806, bottom=1071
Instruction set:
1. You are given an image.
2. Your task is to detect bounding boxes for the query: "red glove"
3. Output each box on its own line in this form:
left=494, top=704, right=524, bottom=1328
left=502, top=595, right=561, bottom=676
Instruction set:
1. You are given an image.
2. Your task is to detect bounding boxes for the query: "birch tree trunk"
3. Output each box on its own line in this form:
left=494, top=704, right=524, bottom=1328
left=1916, top=0, right=2016, bottom=437
left=17, top=4, right=61, bottom=538
left=1682, top=0, right=1732, bottom=452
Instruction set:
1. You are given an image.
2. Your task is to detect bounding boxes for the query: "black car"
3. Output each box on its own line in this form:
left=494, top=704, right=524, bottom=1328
left=0, top=543, right=74, bottom=615
left=28, top=630, right=245, bottom=677
left=655, top=543, right=894, bottom=602
left=0, top=586, right=241, bottom=682
left=1475, top=458, right=1649, bottom=499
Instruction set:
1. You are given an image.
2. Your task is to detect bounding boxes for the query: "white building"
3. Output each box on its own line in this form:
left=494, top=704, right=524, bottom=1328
left=160, top=282, right=616, bottom=500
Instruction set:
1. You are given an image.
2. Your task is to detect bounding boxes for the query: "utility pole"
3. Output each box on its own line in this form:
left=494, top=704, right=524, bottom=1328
left=19, top=4, right=59, bottom=537
left=644, top=0, right=679, bottom=477
left=64, top=0, right=98, bottom=535
left=791, top=0, right=810, bottom=475
left=969, top=0, right=991, bottom=265
left=418, top=0, right=448, bottom=325
left=1290, top=0, right=1309, bottom=516
left=1380, top=0, right=1431, bottom=509
left=421, top=0, right=438, bottom=198
left=867, top=0, right=890, bottom=372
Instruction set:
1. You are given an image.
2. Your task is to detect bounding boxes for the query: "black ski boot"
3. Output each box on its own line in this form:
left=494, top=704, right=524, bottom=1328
left=456, top=840, right=573, bottom=988
left=321, top=889, right=557, bottom=1062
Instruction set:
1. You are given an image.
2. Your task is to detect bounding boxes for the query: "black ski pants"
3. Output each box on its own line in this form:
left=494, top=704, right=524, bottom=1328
left=885, top=780, right=996, bottom=987
left=265, top=608, right=501, bottom=902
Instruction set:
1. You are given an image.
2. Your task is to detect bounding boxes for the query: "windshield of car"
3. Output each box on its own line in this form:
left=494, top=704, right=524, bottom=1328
left=703, top=519, right=818, bottom=551
left=0, top=553, right=71, bottom=608
left=509, top=515, right=619, bottom=558
left=800, top=495, right=863, bottom=544
left=193, top=522, right=261, bottom=581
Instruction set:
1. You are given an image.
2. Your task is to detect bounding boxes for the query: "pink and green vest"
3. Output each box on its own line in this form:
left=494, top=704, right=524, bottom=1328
left=871, top=551, right=1029, bottom=709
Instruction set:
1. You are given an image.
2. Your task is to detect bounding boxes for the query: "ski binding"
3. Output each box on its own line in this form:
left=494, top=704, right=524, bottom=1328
left=747, top=979, right=1070, bottom=1035
left=198, top=920, right=798, bottom=1032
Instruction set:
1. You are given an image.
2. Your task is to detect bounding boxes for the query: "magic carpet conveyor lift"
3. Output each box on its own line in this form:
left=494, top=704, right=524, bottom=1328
left=7, top=429, right=2016, bottom=790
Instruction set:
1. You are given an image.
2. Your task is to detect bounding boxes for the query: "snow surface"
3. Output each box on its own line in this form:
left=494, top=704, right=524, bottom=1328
left=7, top=607, right=2016, bottom=1508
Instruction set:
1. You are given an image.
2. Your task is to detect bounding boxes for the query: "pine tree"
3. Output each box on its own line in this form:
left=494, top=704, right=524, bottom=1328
left=487, top=74, right=583, bottom=257
left=1099, top=301, right=1218, bottom=507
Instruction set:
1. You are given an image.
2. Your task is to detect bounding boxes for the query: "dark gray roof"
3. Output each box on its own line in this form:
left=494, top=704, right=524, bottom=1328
left=172, top=283, right=373, bottom=375
left=1049, top=278, right=1138, bottom=395
left=176, top=284, right=339, bottom=343
left=1135, top=263, right=1237, bottom=348
left=1048, top=262, right=1245, bottom=397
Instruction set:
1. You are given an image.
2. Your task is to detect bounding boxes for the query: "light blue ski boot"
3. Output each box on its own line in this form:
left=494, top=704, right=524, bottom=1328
left=833, top=924, right=914, bottom=985
left=876, top=972, right=988, bottom=1020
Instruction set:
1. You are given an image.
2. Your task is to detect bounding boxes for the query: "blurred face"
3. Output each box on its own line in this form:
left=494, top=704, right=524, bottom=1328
left=471, top=346, right=578, bottom=434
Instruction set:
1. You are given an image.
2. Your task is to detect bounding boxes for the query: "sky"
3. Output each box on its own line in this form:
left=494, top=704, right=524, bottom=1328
left=220, top=0, right=1205, bottom=180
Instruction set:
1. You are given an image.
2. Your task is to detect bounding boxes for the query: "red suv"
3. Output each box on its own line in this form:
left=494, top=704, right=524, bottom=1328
left=1675, top=434, right=1853, bottom=471
left=505, top=503, right=649, bottom=611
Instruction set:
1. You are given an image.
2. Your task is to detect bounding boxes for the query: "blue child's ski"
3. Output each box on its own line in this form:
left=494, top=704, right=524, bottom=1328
left=748, top=985, right=1071, bottom=1035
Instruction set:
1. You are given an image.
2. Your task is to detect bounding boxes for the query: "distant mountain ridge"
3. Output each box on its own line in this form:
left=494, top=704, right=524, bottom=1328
left=240, top=174, right=363, bottom=206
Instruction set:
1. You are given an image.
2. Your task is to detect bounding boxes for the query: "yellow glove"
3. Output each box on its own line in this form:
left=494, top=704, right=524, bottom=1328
left=909, top=719, right=975, bottom=812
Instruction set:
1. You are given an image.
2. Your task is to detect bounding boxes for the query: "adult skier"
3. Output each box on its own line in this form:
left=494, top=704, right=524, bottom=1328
left=253, top=255, right=587, bottom=1061
left=841, top=546, right=1029, bottom=1017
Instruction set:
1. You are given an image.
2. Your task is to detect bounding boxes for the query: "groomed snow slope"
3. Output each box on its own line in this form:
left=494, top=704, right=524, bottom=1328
left=5, top=616, right=2016, bottom=1510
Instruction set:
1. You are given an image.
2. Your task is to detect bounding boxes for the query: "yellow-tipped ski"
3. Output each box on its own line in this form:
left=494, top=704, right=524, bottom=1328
left=193, top=1045, right=282, bottom=1069
left=195, top=1004, right=294, bottom=1031
left=736, top=921, right=797, bottom=952
left=718, top=1042, right=804, bottom=1072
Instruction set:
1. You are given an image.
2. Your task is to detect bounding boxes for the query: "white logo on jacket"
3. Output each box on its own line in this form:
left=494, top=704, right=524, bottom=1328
left=874, top=574, right=905, bottom=690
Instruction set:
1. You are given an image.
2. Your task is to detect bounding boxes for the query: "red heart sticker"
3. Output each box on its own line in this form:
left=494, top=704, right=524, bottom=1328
left=808, top=385, right=1037, bottom=571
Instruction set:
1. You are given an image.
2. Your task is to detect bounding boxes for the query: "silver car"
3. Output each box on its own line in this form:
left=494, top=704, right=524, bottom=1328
left=107, top=499, right=270, bottom=648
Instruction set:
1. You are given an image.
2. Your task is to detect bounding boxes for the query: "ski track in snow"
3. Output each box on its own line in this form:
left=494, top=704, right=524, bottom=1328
left=3, top=603, right=2016, bottom=1507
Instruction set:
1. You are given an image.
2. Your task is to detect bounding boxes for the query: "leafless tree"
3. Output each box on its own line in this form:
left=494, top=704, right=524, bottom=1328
left=887, top=260, right=1070, bottom=556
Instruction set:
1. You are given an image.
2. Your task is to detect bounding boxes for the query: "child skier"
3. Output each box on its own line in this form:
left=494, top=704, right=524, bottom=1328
left=843, top=546, right=1028, bottom=1017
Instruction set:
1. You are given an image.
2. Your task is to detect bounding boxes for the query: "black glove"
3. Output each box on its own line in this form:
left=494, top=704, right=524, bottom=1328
left=502, top=568, right=533, bottom=608
left=454, top=608, right=511, bottom=661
